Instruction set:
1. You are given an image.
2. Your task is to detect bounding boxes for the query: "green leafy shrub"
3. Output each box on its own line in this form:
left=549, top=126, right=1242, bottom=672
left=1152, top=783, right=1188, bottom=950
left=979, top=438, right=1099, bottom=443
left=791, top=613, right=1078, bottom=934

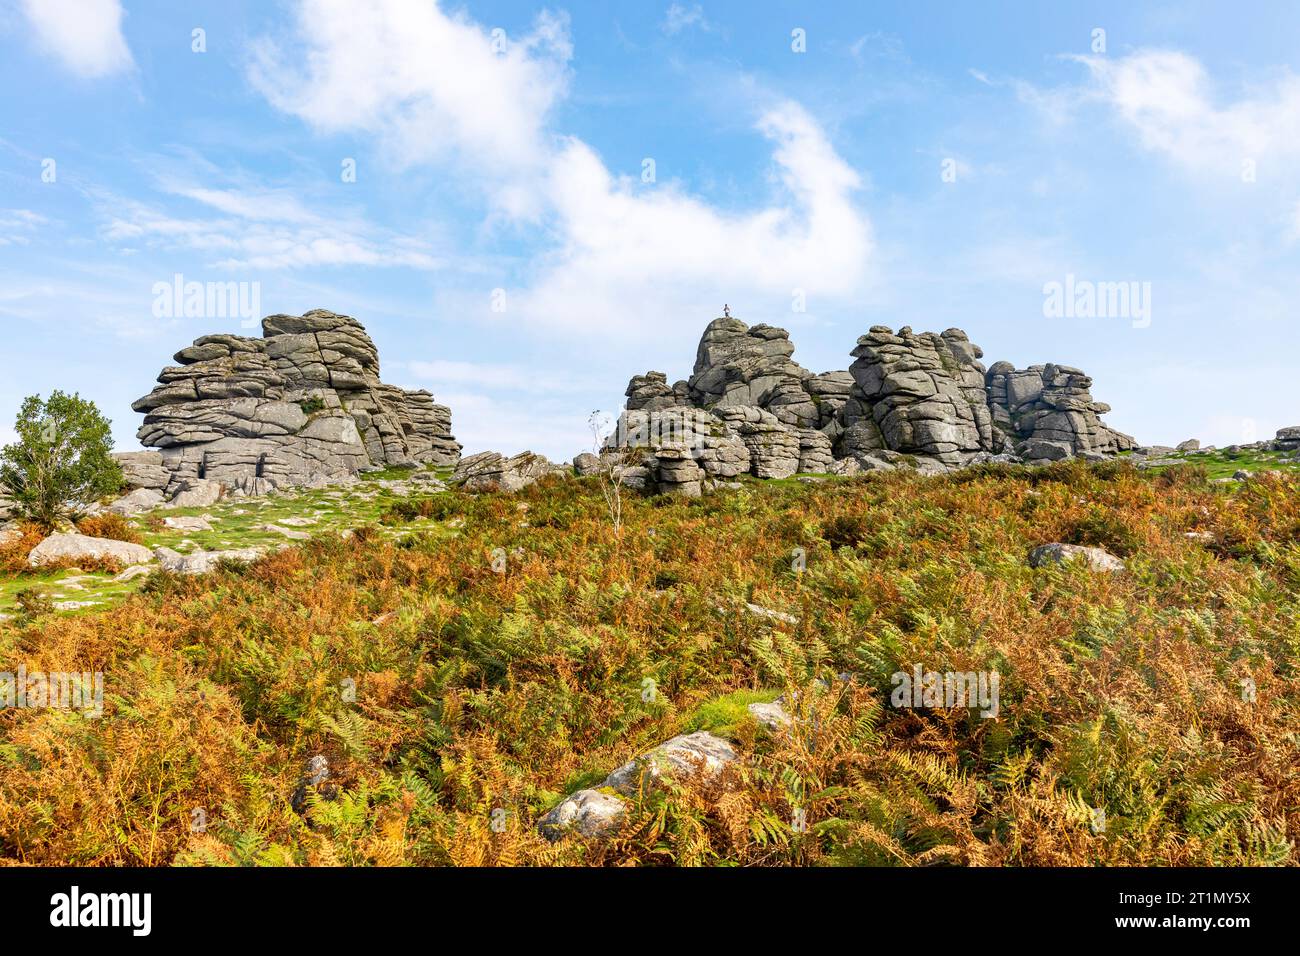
left=0, top=392, right=123, bottom=531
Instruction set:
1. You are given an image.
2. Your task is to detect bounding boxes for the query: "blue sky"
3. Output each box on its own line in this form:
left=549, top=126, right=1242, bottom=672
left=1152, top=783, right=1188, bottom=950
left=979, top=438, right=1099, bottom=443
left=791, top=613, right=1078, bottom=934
left=2, top=0, right=1299, bottom=459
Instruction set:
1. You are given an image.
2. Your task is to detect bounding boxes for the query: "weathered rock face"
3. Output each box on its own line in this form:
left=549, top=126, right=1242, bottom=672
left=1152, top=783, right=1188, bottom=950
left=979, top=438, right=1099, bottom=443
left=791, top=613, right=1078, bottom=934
left=452, top=450, right=563, bottom=493
left=609, top=314, right=1134, bottom=489
left=689, top=317, right=820, bottom=427
left=846, top=326, right=998, bottom=465
left=27, top=532, right=155, bottom=568
left=130, top=310, right=460, bottom=497
left=986, top=361, right=1135, bottom=459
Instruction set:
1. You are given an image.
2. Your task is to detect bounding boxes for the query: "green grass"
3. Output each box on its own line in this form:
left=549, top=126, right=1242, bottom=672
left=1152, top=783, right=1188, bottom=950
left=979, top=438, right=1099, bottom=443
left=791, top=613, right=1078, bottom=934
left=1137, top=447, right=1300, bottom=480
left=0, top=472, right=458, bottom=616
left=683, top=688, right=783, bottom=738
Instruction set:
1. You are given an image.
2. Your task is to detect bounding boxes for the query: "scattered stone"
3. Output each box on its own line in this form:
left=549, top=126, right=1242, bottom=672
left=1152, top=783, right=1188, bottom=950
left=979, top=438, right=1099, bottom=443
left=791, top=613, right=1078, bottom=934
left=114, top=564, right=155, bottom=583
left=537, top=789, right=627, bottom=842
left=154, top=546, right=264, bottom=575
left=408, top=473, right=447, bottom=491
left=744, top=602, right=800, bottom=625
left=274, top=516, right=317, bottom=527
left=256, top=523, right=311, bottom=540
left=604, top=731, right=738, bottom=797
left=1028, top=542, right=1125, bottom=572
left=163, top=515, right=213, bottom=532
left=747, top=700, right=792, bottom=730
left=52, top=600, right=101, bottom=611
left=27, top=533, right=155, bottom=569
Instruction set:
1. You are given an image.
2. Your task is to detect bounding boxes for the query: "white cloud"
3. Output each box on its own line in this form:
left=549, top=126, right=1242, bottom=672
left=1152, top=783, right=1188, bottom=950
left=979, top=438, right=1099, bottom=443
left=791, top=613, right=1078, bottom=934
left=1055, top=51, right=1300, bottom=177
left=92, top=185, right=445, bottom=271
left=516, top=103, right=871, bottom=340
left=20, top=0, right=132, bottom=78
left=662, top=4, right=710, bottom=35
left=0, top=208, right=47, bottom=245
left=849, top=32, right=908, bottom=64
left=248, top=0, right=571, bottom=206
left=249, top=1, right=874, bottom=344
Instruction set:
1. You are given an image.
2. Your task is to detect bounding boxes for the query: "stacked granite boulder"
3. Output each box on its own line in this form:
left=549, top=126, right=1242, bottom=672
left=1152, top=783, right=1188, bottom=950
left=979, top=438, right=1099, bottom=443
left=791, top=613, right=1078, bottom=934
left=986, top=361, right=1135, bottom=460
left=605, top=314, right=1135, bottom=492
left=128, top=310, right=460, bottom=499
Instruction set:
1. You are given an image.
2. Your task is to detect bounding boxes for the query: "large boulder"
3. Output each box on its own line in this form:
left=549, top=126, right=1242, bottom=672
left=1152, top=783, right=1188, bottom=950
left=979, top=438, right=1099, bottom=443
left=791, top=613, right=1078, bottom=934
left=453, top=450, right=563, bottom=493
left=131, top=310, right=461, bottom=497
left=28, top=533, right=154, bottom=568
left=846, top=326, right=997, bottom=465
left=1274, top=426, right=1300, bottom=452
left=985, top=361, right=1135, bottom=457
left=107, top=488, right=165, bottom=516
left=113, top=451, right=171, bottom=492
left=688, top=317, right=821, bottom=427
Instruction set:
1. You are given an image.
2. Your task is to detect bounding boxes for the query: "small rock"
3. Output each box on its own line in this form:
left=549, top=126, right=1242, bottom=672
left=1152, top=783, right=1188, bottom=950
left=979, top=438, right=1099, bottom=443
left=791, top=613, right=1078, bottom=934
left=604, top=731, right=738, bottom=796
left=163, top=515, right=213, bottom=532
left=52, top=600, right=100, bottom=611
left=114, top=564, right=155, bottom=583
left=256, top=523, right=311, bottom=540
left=747, top=701, right=792, bottom=730
left=1028, top=542, right=1125, bottom=573
left=572, top=452, right=601, bottom=477
left=744, top=602, right=800, bottom=625
left=155, top=546, right=263, bottom=575
left=538, top=789, right=627, bottom=842
left=1176, top=439, right=1200, bottom=452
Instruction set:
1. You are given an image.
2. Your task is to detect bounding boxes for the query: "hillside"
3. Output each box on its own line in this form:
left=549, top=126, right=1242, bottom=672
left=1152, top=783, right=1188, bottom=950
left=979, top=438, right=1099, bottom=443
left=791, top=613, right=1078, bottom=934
left=2, top=459, right=1298, bottom=866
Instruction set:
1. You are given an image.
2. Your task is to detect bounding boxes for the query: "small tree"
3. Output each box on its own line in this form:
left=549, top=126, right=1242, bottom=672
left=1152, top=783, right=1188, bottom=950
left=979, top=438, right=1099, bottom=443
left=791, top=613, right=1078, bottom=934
left=588, top=410, right=639, bottom=538
left=0, top=391, right=124, bottom=530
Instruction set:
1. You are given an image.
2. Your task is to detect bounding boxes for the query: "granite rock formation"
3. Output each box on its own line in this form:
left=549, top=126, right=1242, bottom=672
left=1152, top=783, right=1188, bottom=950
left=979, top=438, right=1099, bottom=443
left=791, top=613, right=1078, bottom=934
left=607, top=314, right=1135, bottom=493
left=128, top=310, right=459, bottom=498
